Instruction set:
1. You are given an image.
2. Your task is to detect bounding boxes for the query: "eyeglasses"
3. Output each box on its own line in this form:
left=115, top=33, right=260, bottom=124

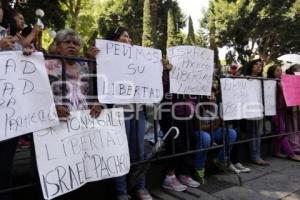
left=255, top=62, right=263, bottom=66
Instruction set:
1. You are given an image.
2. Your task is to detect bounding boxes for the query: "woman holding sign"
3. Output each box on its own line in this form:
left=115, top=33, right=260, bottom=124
left=45, top=29, right=102, bottom=119
left=243, top=59, right=269, bottom=166
left=101, top=27, right=153, bottom=200
left=0, top=3, right=36, bottom=200
left=284, top=65, right=300, bottom=155
left=267, top=65, right=300, bottom=161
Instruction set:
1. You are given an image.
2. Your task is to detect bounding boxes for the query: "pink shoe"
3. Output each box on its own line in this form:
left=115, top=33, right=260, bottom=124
left=162, top=175, right=187, bottom=192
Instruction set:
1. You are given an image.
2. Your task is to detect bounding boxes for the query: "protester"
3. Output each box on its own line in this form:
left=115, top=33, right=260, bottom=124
left=0, top=3, right=35, bottom=200
left=285, top=64, right=300, bottom=154
left=267, top=64, right=300, bottom=161
left=193, top=88, right=237, bottom=183
left=160, top=63, right=200, bottom=192
left=45, top=29, right=102, bottom=120
left=243, top=59, right=269, bottom=166
left=94, top=26, right=152, bottom=200
left=223, top=63, right=251, bottom=173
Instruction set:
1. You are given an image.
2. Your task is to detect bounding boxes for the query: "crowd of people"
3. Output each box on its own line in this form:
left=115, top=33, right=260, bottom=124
left=1, top=2, right=300, bottom=200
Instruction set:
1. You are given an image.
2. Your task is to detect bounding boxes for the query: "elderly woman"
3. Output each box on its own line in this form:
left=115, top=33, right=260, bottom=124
left=45, top=29, right=102, bottom=120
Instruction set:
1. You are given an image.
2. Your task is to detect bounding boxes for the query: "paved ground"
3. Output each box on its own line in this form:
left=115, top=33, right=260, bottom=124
left=149, top=158, right=300, bottom=200
left=10, top=148, right=300, bottom=200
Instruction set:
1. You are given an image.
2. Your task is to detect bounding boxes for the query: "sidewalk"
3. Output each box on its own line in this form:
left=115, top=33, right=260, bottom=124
left=149, top=158, right=300, bottom=200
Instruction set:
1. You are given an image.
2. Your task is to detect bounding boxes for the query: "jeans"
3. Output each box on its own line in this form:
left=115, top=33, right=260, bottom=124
left=214, top=128, right=237, bottom=163
left=114, top=111, right=146, bottom=195
left=194, top=130, right=211, bottom=169
left=194, top=128, right=237, bottom=168
left=246, top=119, right=263, bottom=161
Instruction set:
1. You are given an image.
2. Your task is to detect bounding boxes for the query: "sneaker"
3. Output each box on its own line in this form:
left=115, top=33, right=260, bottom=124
left=117, top=194, right=131, bottom=200
left=137, top=189, right=152, bottom=200
left=234, top=163, right=251, bottom=173
left=194, top=168, right=206, bottom=185
left=228, top=163, right=241, bottom=173
left=162, top=175, right=187, bottom=192
left=179, top=175, right=200, bottom=188
left=213, top=159, right=227, bottom=172
left=251, top=159, right=270, bottom=166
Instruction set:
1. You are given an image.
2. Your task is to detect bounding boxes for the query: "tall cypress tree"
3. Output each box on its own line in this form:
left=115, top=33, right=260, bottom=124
left=185, top=15, right=196, bottom=45
left=142, top=0, right=154, bottom=47
left=167, top=8, right=177, bottom=48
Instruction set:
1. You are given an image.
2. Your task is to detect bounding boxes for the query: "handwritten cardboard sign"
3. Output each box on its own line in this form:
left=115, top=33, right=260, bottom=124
left=263, top=80, right=277, bottom=116
left=281, top=75, right=300, bottom=106
left=167, top=46, right=214, bottom=95
left=221, top=78, right=262, bottom=120
left=0, top=51, right=58, bottom=141
left=33, top=109, right=129, bottom=200
left=96, top=40, right=163, bottom=103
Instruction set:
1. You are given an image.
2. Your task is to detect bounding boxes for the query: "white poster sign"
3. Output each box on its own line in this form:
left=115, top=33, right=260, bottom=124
left=96, top=40, right=163, bottom=103
left=264, top=80, right=277, bottom=116
left=221, top=78, right=263, bottom=120
left=0, top=51, right=58, bottom=141
left=33, top=109, right=129, bottom=200
left=167, top=46, right=214, bottom=95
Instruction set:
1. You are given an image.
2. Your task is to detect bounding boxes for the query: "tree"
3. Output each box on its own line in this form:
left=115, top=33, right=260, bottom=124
left=156, top=0, right=185, bottom=52
left=18, top=0, right=67, bottom=30
left=97, top=0, right=185, bottom=51
left=142, top=0, right=154, bottom=47
left=60, top=0, right=82, bottom=30
left=166, top=8, right=176, bottom=48
left=97, top=0, right=144, bottom=45
left=59, top=0, right=103, bottom=51
left=204, top=0, right=300, bottom=65
left=184, top=16, right=195, bottom=45
left=166, top=7, right=183, bottom=48
left=149, top=0, right=158, bottom=47
left=18, top=0, right=103, bottom=50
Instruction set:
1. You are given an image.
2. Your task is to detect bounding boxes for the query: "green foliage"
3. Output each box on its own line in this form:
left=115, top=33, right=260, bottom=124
left=142, top=0, right=154, bottom=47
left=17, top=0, right=187, bottom=53
left=159, top=0, right=185, bottom=52
left=205, top=0, right=300, bottom=65
left=97, top=0, right=144, bottom=45
left=166, top=7, right=183, bottom=48
left=18, top=0, right=102, bottom=51
left=18, top=0, right=66, bottom=30
left=97, top=0, right=185, bottom=52
left=60, top=0, right=102, bottom=51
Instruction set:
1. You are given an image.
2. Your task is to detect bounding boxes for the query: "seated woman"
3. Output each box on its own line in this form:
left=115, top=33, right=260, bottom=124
left=194, top=88, right=237, bottom=183
left=45, top=29, right=102, bottom=119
